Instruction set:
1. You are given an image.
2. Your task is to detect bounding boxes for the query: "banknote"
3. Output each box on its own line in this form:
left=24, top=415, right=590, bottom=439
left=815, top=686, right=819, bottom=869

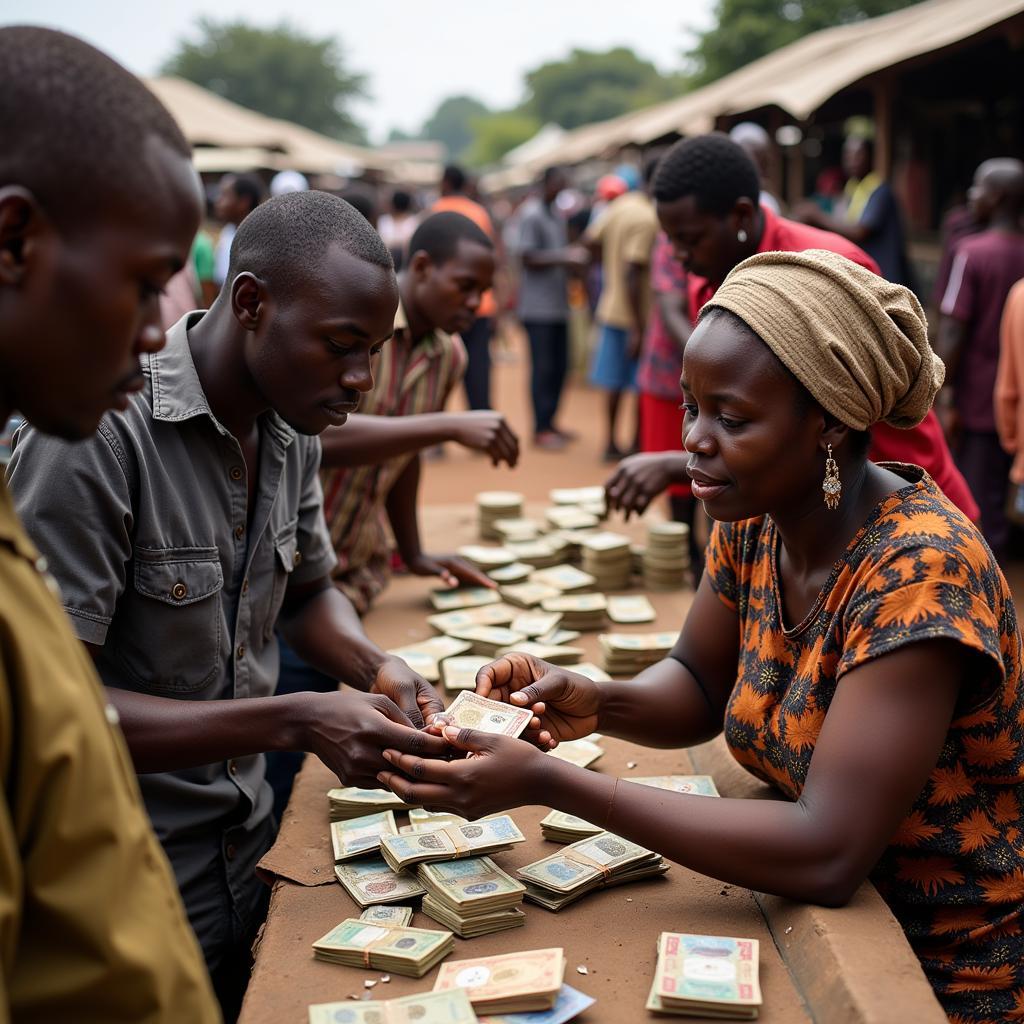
left=380, top=815, right=526, bottom=872
left=312, top=918, right=454, bottom=978
left=550, top=485, right=605, bottom=505
left=437, top=691, right=532, bottom=738
left=540, top=593, right=607, bottom=612
left=309, top=988, right=477, bottom=1024
left=430, top=587, right=502, bottom=611
left=487, top=561, right=535, bottom=583
left=545, top=506, right=599, bottom=530
left=599, top=631, right=678, bottom=651
left=402, top=809, right=469, bottom=834
left=511, top=611, right=563, bottom=637
left=579, top=531, right=631, bottom=553
left=518, top=832, right=655, bottom=893
left=334, top=857, right=426, bottom=907
left=441, top=655, right=491, bottom=692
left=529, top=564, right=596, bottom=592
left=565, top=662, right=612, bottom=682
left=607, top=595, right=657, bottom=623
left=651, top=932, right=762, bottom=1017
left=428, top=604, right=517, bottom=633
left=479, top=983, right=597, bottom=1024
left=536, top=628, right=581, bottom=646
left=433, top=947, right=566, bottom=1013
left=547, top=738, right=603, bottom=768
left=329, top=787, right=414, bottom=821
left=494, top=641, right=585, bottom=665
left=499, top=582, right=562, bottom=608
left=331, top=810, right=398, bottom=861
left=632, top=775, right=721, bottom=797
left=456, top=545, right=517, bottom=568
left=359, top=904, right=414, bottom=926
left=418, top=855, right=526, bottom=909
left=385, top=648, right=439, bottom=681
left=539, top=810, right=601, bottom=841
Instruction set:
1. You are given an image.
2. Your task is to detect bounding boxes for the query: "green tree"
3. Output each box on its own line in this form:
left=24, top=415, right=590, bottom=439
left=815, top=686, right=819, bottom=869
left=687, top=0, right=922, bottom=85
left=464, top=111, right=542, bottom=168
left=422, top=95, right=491, bottom=161
left=524, top=48, right=680, bottom=130
left=163, top=19, right=367, bottom=142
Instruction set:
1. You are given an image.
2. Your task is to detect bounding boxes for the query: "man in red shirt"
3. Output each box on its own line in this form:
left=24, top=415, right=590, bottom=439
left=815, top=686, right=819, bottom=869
left=606, top=132, right=978, bottom=523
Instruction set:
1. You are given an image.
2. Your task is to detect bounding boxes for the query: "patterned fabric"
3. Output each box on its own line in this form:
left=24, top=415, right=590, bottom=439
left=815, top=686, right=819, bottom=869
left=321, top=302, right=466, bottom=613
left=637, top=232, right=688, bottom=402
left=706, top=465, right=1024, bottom=1022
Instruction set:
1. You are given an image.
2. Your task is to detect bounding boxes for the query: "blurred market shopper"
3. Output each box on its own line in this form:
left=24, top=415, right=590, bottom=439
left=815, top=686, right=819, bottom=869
left=996, top=279, right=1024, bottom=518
left=514, top=166, right=590, bottom=450
left=213, top=172, right=263, bottom=287
left=937, top=158, right=1024, bottom=560
left=8, top=191, right=448, bottom=1020
left=728, top=121, right=781, bottom=213
left=0, top=25, right=218, bottom=1023
left=606, top=133, right=978, bottom=525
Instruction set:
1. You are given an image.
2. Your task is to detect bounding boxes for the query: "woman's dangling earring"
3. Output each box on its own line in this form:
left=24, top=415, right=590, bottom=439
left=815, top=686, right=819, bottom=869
left=823, top=444, right=841, bottom=510
left=737, top=229, right=748, bottom=243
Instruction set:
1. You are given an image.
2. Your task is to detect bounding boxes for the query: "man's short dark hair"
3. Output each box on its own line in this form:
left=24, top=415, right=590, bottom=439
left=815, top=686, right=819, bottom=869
left=391, top=190, right=413, bottom=213
left=229, top=173, right=264, bottom=215
left=442, top=165, right=467, bottom=192
left=227, top=190, right=393, bottom=293
left=0, top=26, right=191, bottom=227
left=408, top=211, right=493, bottom=266
left=652, top=133, right=760, bottom=216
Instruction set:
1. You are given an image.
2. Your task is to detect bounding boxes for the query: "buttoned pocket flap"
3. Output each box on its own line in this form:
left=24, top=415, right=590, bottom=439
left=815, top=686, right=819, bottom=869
left=275, top=532, right=299, bottom=574
left=134, top=548, right=224, bottom=606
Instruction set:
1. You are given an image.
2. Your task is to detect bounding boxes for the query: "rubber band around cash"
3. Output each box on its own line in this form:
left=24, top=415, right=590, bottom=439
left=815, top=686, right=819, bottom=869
left=347, top=920, right=406, bottom=967
left=564, top=847, right=614, bottom=877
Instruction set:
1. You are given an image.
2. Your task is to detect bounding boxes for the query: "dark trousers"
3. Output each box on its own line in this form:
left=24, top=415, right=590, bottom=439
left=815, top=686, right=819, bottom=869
left=956, top=428, right=1012, bottom=560
left=461, top=316, right=494, bottom=410
left=524, top=320, right=569, bottom=435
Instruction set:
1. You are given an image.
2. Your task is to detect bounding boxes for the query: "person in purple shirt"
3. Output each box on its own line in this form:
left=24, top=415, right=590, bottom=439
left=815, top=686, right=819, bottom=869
left=936, top=158, right=1024, bottom=560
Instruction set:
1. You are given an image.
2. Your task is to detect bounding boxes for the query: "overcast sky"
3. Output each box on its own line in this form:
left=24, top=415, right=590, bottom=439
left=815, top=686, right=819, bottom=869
left=3, top=0, right=715, bottom=142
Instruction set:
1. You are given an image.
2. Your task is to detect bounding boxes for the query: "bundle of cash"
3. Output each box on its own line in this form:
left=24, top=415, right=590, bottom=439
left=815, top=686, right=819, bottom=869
left=436, top=691, right=533, bottom=738
left=359, top=904, right=414, bottom=926
left=537, top=627, right=582, bottom=646
left=643, top=521, right=691, bottom=592
left=511, top=610, right=563, bottom=637
left=430, top=586, right=502, bottom=611
left=457, top=544, right=518, bottom=570
left=529, top=564, right=596, bottom=594
left=447, top=625, right=528, bottom=657
left=550, top=485, right=605, bottom=506
left=487, top=561, right=535, bottom=584
left=539, top=810, right=603, bottom=843
left=499, top=581, right=562, bottom=609
left=400, top=809, right=469, bottom=835
left=518, top=832, right=668, bottom=911
left=598, top=631, right=677, bottom=674
left=477, top=491, right=525, bottom=540
left=540, top=593, right=607, bottom=631
left=309, top=988, right=476, bottom=1024
left=428, top=604, right=517, bottom=634
left=418, top=856, right=527, bottom=937
left=433, top=948, right=566, bottom=1013
left=331, top=810, right=398, bottom=862
left=312, top=918, right=454, bottom=978
left=334, top=858, right=426, bottom=908
left=441, top=654, right=492, bottom=692
left=565, top=661, right=612, bottom=682
left=493, top=517, right=542, bottom=542
left=380, top=816, right=526, bottom=873
left=580, top=532, right=633, bottom=591
left=478, top=983, right=596, bottom=1024
left=607, top=594, right=656, bottom=624
left=646, top=933, right=762, bottom=1019
left=547, top=737, right=603, bottom=768
left=329, top=787, right=416, bottom=822
left=545, top=506, right=599, bottom=531
left=495, top=640, right=585, bottom=665
left=506, top=537, right=569, bottom=569
left=387, top=636, right=473, bottom=683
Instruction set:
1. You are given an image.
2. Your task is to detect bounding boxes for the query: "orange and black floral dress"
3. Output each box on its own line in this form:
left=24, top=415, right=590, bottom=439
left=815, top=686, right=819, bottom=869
left=706, top=465, right=1024, bottom=1022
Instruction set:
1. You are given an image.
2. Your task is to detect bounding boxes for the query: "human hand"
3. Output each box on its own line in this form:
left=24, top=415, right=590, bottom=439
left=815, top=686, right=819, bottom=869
left=301, top=688, right=449, bottom=789
left=792, top=200, right=824, bottom=226
left=377, top=727, right=548, bottom=818
left=564, top=244, right=591, bottom=271
left=405, top=552, right=496, bottom=591
left=605, top=451, right=684, bottom=519
left=450, top=411, right=520, bottom=468
left=476, top=653, right=603, bottom=746
left=371, top=654, right=445, bottom=728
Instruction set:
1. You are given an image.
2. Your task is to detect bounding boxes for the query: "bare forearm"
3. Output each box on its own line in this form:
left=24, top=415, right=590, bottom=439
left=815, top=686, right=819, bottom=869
left=626, top=262, right=646, bottom=334
left=657, top=292, right=692, bottom=351
left=320, top=414, right=459, bottom=468
left=108, top=687, right=316, bottom=772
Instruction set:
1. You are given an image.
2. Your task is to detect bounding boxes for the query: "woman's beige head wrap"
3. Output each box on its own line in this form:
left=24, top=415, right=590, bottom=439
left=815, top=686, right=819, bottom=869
left=699, top=249, right=943, bottom=430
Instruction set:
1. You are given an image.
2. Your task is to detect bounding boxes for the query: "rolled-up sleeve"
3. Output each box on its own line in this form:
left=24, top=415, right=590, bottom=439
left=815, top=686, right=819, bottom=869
left=5, top=421, right=133, bottom=645
left=292, top=437, right=337, bottom=585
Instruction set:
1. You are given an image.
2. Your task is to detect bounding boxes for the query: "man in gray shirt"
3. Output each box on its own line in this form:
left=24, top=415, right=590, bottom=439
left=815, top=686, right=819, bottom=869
left=515, top=166, right=589, bottom=449
left=8, top=191, right=447, bottom=1019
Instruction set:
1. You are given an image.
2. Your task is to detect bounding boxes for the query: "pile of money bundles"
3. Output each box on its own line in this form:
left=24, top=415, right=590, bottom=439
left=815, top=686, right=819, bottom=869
left=643, top=521, right=691, bottom=591
left=380, top=815, right=526, bottom=874
left=418, top=855, right=527, bottom=937
left=580, top=531, right=633, bottom=591
left=309, top=988, right=476, bottom=1024
left=331, top=810, right=398, bottom=862
left=334, top=857, right=426, bottom=908
left=477, top=491, right=524, bottom=540
left=540, top=593, right=607, bottom=631
left=598, top=631, right=677, bottom=674
left=312, top=917, right=454, bottom=978
left=434, top=947, right=566, bottom=1013
left=646, top=932, right=762, bottom=1018
left=329, top=787, right=415, bottom=822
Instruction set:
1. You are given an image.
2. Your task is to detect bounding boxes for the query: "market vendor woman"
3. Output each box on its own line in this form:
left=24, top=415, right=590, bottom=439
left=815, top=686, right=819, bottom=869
left=378, top=249, right=1024, bottom=1022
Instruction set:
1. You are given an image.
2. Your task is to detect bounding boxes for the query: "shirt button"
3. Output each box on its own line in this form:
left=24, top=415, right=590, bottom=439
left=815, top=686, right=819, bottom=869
left=230, top=466, right=243, bottom=481
left=293, top=550, right=302, bottom=566
left=225, top=844, right=237, bottom=861
left=171, top=581, right=188, bottom=600
left=34, top=556, right=48, bottom=574
left=234, top=525, right=244, bottom=539
left=228, top=759, right=239, bottom=775
left=236, top=644, right=245, bottom=659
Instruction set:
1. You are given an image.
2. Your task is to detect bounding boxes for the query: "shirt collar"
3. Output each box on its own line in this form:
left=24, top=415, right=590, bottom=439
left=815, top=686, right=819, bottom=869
left=392, top=298, right=450, bottom=360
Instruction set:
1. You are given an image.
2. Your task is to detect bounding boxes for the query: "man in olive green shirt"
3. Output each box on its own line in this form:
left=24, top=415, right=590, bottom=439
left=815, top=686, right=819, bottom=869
left=0, top=27, right=219, bottom=1023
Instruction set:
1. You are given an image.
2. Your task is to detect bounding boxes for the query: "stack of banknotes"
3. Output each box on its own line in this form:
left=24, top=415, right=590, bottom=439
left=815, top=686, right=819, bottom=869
left=329, top=787, right=415, bottom=822
left=334, top=858, right=425, bottom=908
left=487, top=560, right=534, bottom=584
left=506, top=536, right=569, bottom=569
left=331, top=810, right=398, bottom=862
left=312, top=917, right=454, bottom=978
left=477, top=491, right=524, bottom=541
left=478, top=983, right=595, bottom=1024
left=499, top=581, right=561, bottom=609
left=539, top=593, right=607, bottom=631
left=399, top=809, right=468, bottom=835
left=493, top=517, right=543, bottom=543
left=441, top=654, right=492, bottom=692
left=646, top=932, right=762, bottom=1018
left=447, top=625, right=528, bottom=658
left=385, top=634, right=473, bottom=683
left=529, top=564, right=596, bottom=594
left=494, top=640, right=585, bottom=665
left=309, top=988, right=477, bottom=1024
left=598, top=631, right=678, bottom=674
left=428, top=603, right=517, bottom=633
left=544, top=505, right=599, bottom=531
left=380, top=815, right=526, bottom=873
left=418, top=855, right=527, bottom=937
left=606, top=594, right=657, bottom=624
left=433, top=947, right=566, bottom=1013
left=358, top=905, right=414, bottom=926
left=429, top=587, right=502, bottom=612
left=643, top=521, right=691, bottom=592
left=579, top=532, right=633, bottom=591
left=517, top=832, right=668, bottom=911
left=549, top=484, right=606, bottom=509
left=546, top=737, right=604, bottom=769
